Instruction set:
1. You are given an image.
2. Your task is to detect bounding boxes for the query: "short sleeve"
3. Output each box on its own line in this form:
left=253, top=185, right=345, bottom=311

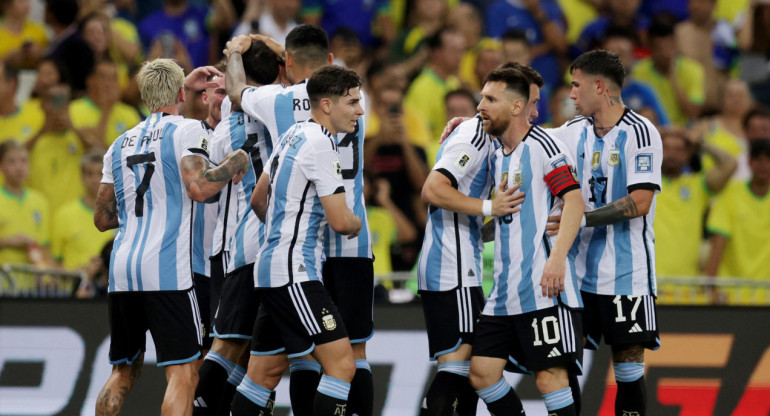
left=240, top=85, right=283, bottom=128
left=625, top=120, right=663, bottom=193
left=220, top=96, right=232, bottom=120
left=706, top=184, right=735, bottom=238
left=433, top=139, right=487, bottom=188
left=101, top=144, right=114, bottom=184
left=539, top=136, right=580, bottom=198
left=303, top=141, right=345, bottom=198
left=179, top=121, right=212, bottom=163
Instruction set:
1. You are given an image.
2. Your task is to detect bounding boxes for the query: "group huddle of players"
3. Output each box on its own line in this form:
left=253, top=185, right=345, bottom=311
left=92, top=23, right=662, bottom=416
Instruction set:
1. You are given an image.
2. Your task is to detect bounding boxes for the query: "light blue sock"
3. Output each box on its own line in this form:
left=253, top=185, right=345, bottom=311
left=235, top=376, right=272, bottom=407
left=204, top=351, right=236, bottom=374
left=227, top=364, right=246, bottom=386
left=290, top=358, right=322, bottom=374
left=355, top=359, right=371, bottom=373
left=543, top=387, right=574, bottom=411
left=437, top=360, right=470, bottom=377
left=476, top=377, right=511, bottom=404
left=317, top=374, right=351, bottom=400
left=614, top=362, right=645, bottom=382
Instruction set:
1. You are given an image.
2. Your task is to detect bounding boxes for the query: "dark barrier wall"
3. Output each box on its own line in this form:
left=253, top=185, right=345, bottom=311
left=1, top=299, right=769, bottom=415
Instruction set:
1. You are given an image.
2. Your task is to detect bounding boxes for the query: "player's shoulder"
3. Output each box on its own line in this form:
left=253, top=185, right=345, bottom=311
left=447, top=115, right=489, bottom=150
left=564, top=115, right=593, bottom=129
left=619, top=109, right=660, bottom=148
left=301, top=121, right=337, bottom=152
left=526, top=125, right=565, bottom=159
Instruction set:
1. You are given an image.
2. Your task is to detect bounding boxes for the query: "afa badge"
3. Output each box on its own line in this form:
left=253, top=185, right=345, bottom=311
left=591, top=151, right=601, bottom=170
left=608, top=149, right=620, bottom=166
left=321, top=308, right=337, bottom=331
left=513, top=168, right=522, bottom=185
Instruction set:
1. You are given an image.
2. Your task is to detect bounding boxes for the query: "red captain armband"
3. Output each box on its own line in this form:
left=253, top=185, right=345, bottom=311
left=544, top=165, right=580, bottom=197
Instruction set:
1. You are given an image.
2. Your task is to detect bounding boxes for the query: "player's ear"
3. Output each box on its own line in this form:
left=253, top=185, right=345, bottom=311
left=178, top=87, right=185, bottom=103
left=512, top=98, right=524, bottom=116
left=321, top=97, right=332, bottom=114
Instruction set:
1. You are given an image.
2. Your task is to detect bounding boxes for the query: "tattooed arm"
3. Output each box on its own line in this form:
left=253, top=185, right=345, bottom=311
left=182, top=150, right=249, bottom=202
left=584, top=190, right=654, bottom=227
left=94, top=183, right=119, bottom=231
left=224, top=35, right=254, bottom=108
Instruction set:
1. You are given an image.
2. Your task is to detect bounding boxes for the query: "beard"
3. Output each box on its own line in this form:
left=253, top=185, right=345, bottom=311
left=482, top=117, right=509, bottom=137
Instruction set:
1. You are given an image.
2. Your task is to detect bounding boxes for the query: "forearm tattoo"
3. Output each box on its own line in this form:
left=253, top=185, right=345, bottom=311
left=204, top=151, right=247, bottom=183
left=584, top=195, right=639, bottom=227
left=95, top=186, right=119, bottom=229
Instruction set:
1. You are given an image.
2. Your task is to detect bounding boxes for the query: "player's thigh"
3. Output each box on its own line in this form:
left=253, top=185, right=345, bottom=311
left=322, top=257, right=374, bottom=343
left=144, top=289, right=202, bottom=366
left=421, top=286, right=484, bottom=361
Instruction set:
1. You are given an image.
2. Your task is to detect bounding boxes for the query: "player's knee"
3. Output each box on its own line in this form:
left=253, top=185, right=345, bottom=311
left=468, top=366, right=490, bottom=390
left=535, top=368, right=568, bottom=394
left=212, top=338, right=247, bottom=362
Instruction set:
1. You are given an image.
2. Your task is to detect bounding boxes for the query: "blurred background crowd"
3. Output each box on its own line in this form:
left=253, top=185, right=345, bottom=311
left=1, top=0, right=769, bottom=305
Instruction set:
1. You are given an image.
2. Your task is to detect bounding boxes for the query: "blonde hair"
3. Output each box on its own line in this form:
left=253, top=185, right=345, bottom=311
left=136, top=58, right=185, bottom=112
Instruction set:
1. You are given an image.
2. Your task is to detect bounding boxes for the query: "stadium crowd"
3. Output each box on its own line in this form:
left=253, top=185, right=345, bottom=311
left=1, top=0, right=770, bottom=306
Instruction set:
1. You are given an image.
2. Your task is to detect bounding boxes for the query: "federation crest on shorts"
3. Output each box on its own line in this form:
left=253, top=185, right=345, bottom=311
left=591, top=151, right=601, bottom=170
left=608, top=148, right=620, bottom=166
left=321, top=308, right=337, bottom=331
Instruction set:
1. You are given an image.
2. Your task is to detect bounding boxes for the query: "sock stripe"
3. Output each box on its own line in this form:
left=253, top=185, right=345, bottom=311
left=437, top=360, right=470, bottom=377
left=476, top=377, right=511, bottom=404
left=317, top=374, right=351, bottom=401
left=236, top=377, right=272, bottom=407
left=355, top=359, right=371, bottom=372
left=614, top=362, right=645, bottom=382
left=227, top=365, right=246, bottom=386
left=290, top=359, right=323, bottom=373
left=543, top=387, right=574, bottom=411
left=204, top=351, right=236, bottom=374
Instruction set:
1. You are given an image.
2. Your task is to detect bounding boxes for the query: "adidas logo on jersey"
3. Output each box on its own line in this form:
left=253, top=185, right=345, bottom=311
left=193, top=397, right=207, bottom=407
left=629, top=323, right=643, bottom=333
left=548, top=347, right=562, bottom=357
left=298, top=264, right=306, bottom=272
left=468, top=269, right=475, bottom=277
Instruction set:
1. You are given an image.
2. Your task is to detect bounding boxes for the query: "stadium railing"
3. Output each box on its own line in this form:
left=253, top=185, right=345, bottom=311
left=0, top=263, right=83, bottom=298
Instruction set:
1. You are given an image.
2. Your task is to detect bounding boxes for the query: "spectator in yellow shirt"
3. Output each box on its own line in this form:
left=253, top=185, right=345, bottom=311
left=706, top=139, right=770, bottom=304
left=0, top=0, right=48, bottom=68
left=0, top=140, right=51, bottom=270
left=51, top=150, right=114, bottom=271
left=655, top=128, right=736, bottom=280
left=631, top=20, right=705, bottom=126
left=0, top=61, right=44, bottom=145
left=70, top=60, right=140, bottom=147
left=404, top=27, right=464, bottom=141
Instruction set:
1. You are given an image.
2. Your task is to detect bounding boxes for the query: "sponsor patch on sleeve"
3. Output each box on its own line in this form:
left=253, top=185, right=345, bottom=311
left=635, top=154, right=653, bottom=173
left=453, top=151, right=473, bottom=173
left=196, top=134, right=208, bottom=152
left=332, top=159, right=342, bottom=179
left=551, top=156, right=568, bottom=169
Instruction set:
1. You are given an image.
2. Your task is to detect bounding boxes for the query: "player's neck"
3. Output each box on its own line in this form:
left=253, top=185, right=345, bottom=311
left=310, top=109, right=336, bottom=136
left=499, top=117, right=530, bottom=153
left=205, top=115, right=218, bottom=130
left=152, top=105, right=181, bottom=116
left=593, top=102, right=625, bottom=137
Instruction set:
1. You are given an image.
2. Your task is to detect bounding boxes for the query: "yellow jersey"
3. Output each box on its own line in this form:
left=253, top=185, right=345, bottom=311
left=404, top=68, right=461, bottom=142
left=69, top=97, right=140, bottom=147
left=0, top=186, right=49, bottom=265
left=0, top=100, right=44, bottom=143
left=557, top=0, right=599, bottom=43
left=632, top=56, right=705, bottom=126
left=715, top=0, right=750, bottom=25
left=368, top=205, right=396, bottom=277
left=27, top=130, right=84, bottom=208
left=655, top=173, right=710, bottom=278
left=51, top=198, right=115, bottom=270
left=0, top=20, right=48, bottom=61
left=707, top=180, right=770, bottom=304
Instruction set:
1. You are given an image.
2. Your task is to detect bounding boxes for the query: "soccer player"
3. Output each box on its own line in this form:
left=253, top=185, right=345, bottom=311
left=93, top=58, right=248, bottom=416
left=468, top=68, right=585, bottom=416
left=417, top=87, right=524, bottom=415
left=549, top=50, right=663, bottom=416
left=226, top=25, right=374, bottom=416
left=193, top=41, right=283, bottom=415
left=229, top=65, right=363, bottom=416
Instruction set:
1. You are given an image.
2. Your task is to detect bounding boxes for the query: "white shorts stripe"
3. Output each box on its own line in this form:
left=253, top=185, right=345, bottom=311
left=294, top=284, right=322, bottom=334
left=456, top=289, right=465, bottom=333
left=188, top=291, right=202, bottom=345
left=288, top=284, right=317, bottom=335
left=464, top=288, right=474, bottom=332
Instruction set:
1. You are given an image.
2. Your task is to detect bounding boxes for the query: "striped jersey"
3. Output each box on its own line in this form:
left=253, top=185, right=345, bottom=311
left=485, top=126, right=582, bottom=316
left=192, top=121, right=217, bottom=277
left=241, top=82, right=372, bottom=259
left=547, top=109, right=662, bottom=296
left=101, top=113, right=210, bottom=292
left=417, top=115, right=496, bottom=291
left=254, top=121, right=346, bottom=288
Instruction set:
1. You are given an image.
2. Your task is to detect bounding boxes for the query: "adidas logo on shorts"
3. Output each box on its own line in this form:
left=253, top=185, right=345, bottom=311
left=628, top=323, right=643, bottom=333
left=547, top=347, right=561, bottom=358
left=193, top=397, right=207, bottom=407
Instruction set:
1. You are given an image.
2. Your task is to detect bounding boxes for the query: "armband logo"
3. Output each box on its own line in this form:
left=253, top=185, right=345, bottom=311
left=197, top=135, right=208, bottom=152
left=635, top=154, right=652, bottom=173
left=569, top=166, right=579, bottom=182
left=454, top=151, right=473, bottom=173
left=332, top=159, right=343, bottom=179
left=609, top=149, right=620, bottom=166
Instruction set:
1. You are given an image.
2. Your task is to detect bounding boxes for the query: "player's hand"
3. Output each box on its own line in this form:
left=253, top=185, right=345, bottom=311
left=347, top=215, right=362, bottom=239
left=248, top=34, right=286, bottom=58
left=540, top=257, right=565, bottom=298
left=184, top=66, right=224, bottom=91
left=224, top=35, right=253, bottom=57
left=439, top=117, right=470, bottom=144
left=546, top=214, right=562, bottom=237
left=491, top=182, right=525, bottom=217
left=226, top=149, right=249, bottom=184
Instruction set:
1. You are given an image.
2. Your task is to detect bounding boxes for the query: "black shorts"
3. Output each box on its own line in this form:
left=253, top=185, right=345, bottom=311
left=108, top=289, right=201, bottom=367
left=419, top=286, right=484, bottom=360
left=473, top=305, right=583, bottom=375
left=212, top=264, right=260, bottom=339
left=254, top=281, right=348, bottom=358
left=581, top=291, right=660, bottom=351
left=322, top=257, right=374, bottom=343
left=193, top=274, right=213, bottom=349
left=250, top=304, right=285, bottom=355
left=209, top=251, right=225, bottom=328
